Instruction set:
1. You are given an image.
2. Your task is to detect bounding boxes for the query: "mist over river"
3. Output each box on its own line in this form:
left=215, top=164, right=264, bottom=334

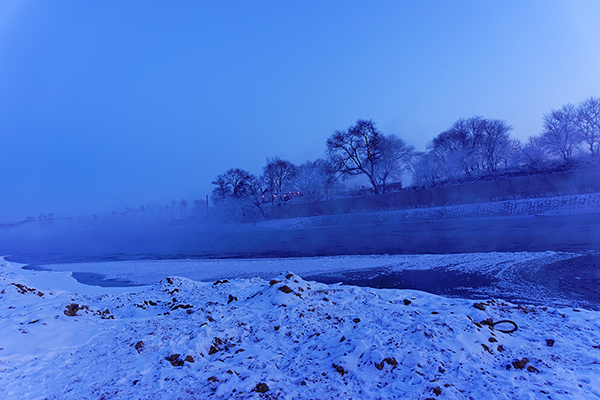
left=3, top=213, right=600, bottom=265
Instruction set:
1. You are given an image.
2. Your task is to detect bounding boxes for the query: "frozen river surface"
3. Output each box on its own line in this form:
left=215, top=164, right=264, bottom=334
left=4, top=213, right=600, bottom=310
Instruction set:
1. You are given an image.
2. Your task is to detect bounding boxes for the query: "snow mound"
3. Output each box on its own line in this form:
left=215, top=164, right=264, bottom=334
left=1, top=262, right=600, bottom=399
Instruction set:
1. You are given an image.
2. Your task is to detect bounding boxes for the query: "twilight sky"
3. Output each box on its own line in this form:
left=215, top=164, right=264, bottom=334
left=1, top=1, right=599, bottom=222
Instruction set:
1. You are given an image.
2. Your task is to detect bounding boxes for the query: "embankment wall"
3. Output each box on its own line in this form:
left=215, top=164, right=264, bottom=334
left=270, top=168, right=600, bottom=219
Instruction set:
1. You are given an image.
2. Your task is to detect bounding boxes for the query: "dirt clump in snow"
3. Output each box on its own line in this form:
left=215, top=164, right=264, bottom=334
left=527, top=365, right=540, bottom=373
left=254, top=382, right=269, bottom=393
left=166, top=354, right=184, bottom=366
left=278, top=285, right=293, bottom=293
left=63, top=303, right=87, bottom=316
left=512, top=357, right=530, bottom=369
left=11, top=283, right=44, bottom=296
left=333, top=363, right=347, bottom=375
left=375, top=357, right=398, bottom=370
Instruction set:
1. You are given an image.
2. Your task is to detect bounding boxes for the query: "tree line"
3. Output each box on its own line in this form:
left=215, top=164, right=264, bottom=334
left=211, top=96, right=600, bottom=220
left=412, top=97, right=600, bottom=186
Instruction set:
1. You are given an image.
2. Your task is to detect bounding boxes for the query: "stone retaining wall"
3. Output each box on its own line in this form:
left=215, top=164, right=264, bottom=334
left=270, top=167, right=600, bottom=220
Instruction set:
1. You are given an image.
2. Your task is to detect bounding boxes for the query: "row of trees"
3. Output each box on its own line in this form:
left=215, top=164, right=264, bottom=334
left=210, top=119, right=416, bottom=220
left=211, top=96, right=599, bottom=219
left=538, top=97, right=600, bottom=160
left=411, top=96, right=600, bottom=186
left=410, top=116, right=516, bottom=185
left=210, top=158, right=339, bottom=220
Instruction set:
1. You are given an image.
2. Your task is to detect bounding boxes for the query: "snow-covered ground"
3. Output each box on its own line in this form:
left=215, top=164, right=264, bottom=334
left=2, top=255, right=600, bottom=399
left=258, top=193, right=600, bottom=230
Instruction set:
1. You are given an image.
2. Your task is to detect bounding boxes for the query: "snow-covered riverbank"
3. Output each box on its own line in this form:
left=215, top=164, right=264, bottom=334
left=1, top=257, right=600, bottom=399
left=259, top=193, right=600, bottom=231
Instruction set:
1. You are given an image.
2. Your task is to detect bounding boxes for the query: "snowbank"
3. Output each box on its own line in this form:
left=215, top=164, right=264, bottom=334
left=1, top=258, right=599, bottom=399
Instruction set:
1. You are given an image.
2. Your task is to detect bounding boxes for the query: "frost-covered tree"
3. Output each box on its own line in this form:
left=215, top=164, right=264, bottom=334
left=429, top=118, right=482, bottom=177
left=540, top=104, right=581, bottom=161
left=478, top=119, right=513, bottom=171
left=514, top=136, right=548, bottom=170
left=414, top=116, right=514, bottom=185
left=376, top=134, right=414, bottom=192
left=573, top=97, right=600, bottom=157
left=293, top=158, right=341, bottom=201
left=314, top=158, right=340, bottom=200
left=409, top=151, right=441, bottom=186
left=293, top=160, right=324, bottom=201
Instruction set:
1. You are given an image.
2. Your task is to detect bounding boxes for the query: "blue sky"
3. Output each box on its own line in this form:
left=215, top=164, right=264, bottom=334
left=1, top=1, right=599, bottom=221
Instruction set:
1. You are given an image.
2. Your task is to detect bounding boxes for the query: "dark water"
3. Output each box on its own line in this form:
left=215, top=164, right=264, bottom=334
left=303, top=256, right=600, bottom=310
left=71, top=272, right=139, bottom=287
left=530, top=254, right=600, bottom=307
left=22, top=265, right=139, bottom=287
left=304, top=267, right=496, bottom=300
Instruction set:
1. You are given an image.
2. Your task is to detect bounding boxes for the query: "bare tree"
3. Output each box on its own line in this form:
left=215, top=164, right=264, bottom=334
left=376, top=134, right=414, bottom=192
left=192, top=199, right=205, bottom=217
left=261, top=157, right=297, bottom=199
left=223, top=168, right=253, bottom=198
left=573, top=97, right=600, bottom=157
left=211, top=174, right=231, bottom=200
left=179, top=199, right=188, bottom=220
left=327, top=119, right=383, bottom=193
left=540, top=104, right=581, bottom=161
left=409, top=151, right=441, bottom=186
left=516, top=136, right=547, bottom=170
left=170, top=199, right=177, bottom=220
left=245, top=174, right=267, bottom=218
left=210, top=168, right=266, bottom=221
